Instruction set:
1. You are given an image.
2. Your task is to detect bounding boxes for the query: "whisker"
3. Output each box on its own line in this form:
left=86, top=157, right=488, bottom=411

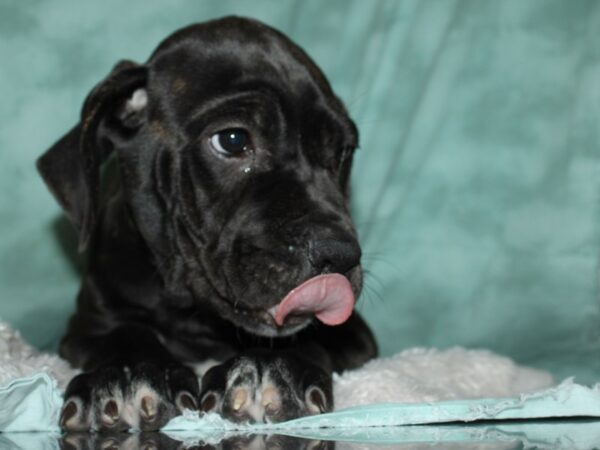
left=361, top=253, right=402, bottom=275
left=360, top=272, right=385, bottom=306
left=364, top=284, right=384, bottom=307
left=362, top=270, right=386, bottom=292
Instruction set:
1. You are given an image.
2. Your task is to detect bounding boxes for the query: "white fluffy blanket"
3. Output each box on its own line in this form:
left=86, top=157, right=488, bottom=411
left=0, top=320, right=554, bottom=410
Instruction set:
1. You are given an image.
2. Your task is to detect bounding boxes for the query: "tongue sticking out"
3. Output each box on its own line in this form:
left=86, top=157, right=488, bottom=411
left=269, top=274, right=355, bottom=327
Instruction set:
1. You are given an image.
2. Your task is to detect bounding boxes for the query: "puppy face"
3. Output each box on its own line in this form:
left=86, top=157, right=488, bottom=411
left=39, top=17, right=362, bottom=337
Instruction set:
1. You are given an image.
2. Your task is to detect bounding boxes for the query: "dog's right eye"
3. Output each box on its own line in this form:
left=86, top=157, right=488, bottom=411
left=209, top=128, right=251, bottom=157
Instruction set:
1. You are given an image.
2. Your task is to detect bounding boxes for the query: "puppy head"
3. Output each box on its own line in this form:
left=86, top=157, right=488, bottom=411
left=39, top=17, right=362, bottom=337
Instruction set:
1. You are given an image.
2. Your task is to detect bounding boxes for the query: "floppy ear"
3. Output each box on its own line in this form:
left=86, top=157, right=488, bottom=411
left=37, top=60, right=148, bottom=251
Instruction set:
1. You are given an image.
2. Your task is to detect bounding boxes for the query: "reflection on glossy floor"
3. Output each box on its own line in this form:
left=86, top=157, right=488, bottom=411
left=40, top=433, right=522, bottom=450
left=1, top=421, right=599, bottom=449
left=59, top=433, right=332, bottom=450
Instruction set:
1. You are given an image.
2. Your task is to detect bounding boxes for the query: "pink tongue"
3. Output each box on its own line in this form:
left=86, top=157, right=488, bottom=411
left=269, top=274, right=355, bottom=327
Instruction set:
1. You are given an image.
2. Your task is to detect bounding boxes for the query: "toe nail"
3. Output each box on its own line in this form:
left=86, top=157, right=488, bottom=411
left=103, top=400, right=119, bottom=422
left=200, top=393, right=217, bottom=412
left=178, top=392, right=198, bottom=411
left=264, top=402, right=280, bottom=415
left=261, top=387, right=279, bottom=407
left=232, top=389, right=247, bottom=411
left=141, top=396, right=157, bottom=421
left=261, top=387, right=281, bottom=415
left=60, top=401, right=78, bottom=428
left=307, top=387, right=327, bottom=413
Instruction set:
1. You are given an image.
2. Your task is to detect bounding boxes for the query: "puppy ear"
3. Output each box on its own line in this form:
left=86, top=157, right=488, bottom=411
left=37, top=60, right=148, bottom=251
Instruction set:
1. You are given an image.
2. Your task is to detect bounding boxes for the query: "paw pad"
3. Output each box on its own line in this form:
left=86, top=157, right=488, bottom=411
left=60, top=400, right=80, bottom=429
left=176, top=391, right=198, bottom=411
left=140, top=395, right=157, bottom=422
left=100, top=399, right=120, bottom=427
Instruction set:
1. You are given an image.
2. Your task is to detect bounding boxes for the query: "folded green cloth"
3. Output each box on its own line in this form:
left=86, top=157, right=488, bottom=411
left=163, top=379, right=600, bottom=433
left=2, top=372, right=599, bottom=434
left=0, top=373, right=62, bottom=433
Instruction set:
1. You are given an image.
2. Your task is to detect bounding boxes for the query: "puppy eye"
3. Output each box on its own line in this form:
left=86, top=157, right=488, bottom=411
left=209, top=128, right=251, bottom=156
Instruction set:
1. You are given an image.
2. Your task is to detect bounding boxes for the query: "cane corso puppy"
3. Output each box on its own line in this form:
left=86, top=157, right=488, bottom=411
left=38, top=16, right=377, bottom=431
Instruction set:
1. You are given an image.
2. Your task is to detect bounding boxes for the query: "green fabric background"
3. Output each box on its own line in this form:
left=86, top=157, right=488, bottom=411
left=1, top=0, right=599, bottom=383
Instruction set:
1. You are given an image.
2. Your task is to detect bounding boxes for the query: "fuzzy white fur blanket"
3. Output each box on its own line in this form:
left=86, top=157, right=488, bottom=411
left=0, top=320, right=554, bottom=412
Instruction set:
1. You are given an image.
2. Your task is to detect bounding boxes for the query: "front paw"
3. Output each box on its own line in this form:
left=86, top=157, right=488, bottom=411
left=199, top=352, right=332, bottom=423
left=59, top=362, right=199, bottom=431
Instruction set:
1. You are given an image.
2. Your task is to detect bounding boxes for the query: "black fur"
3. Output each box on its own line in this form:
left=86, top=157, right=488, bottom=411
left=38, top=16, right=377, bottom=431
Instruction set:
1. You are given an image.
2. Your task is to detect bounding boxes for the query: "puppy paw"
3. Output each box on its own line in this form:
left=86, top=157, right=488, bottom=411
left=59, top=363, right=199, bottom=431
left=199, top=353, right=332, bottom=423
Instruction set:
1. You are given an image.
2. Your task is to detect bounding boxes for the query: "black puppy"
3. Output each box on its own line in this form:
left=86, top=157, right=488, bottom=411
left=38, top=16, right=377, bottom=431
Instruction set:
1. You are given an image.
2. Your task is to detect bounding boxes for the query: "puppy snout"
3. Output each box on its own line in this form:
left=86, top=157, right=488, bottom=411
left=308, top=238, right=361, bottom=274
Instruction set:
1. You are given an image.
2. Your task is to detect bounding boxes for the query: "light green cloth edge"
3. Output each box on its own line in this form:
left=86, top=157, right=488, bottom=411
left=2, top=374, right=598, bottom=434
left=163, top=379, right=600, bottom=433
left=2, top=373, right=600, bottom=449
left=0, top=373, right=62, bottom=433
left=165, top=422, right=600, bottom=450
left=3, top=423, right=600, bottom=450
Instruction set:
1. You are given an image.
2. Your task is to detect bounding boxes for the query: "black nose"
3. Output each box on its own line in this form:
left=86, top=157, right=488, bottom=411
left=308, top=238, right=362, bottom=274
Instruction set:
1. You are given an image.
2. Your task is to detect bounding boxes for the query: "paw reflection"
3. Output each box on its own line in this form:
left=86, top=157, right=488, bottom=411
left=59, top=432, right=333, bottom=450
left=60, top=432, right=175, bottom=450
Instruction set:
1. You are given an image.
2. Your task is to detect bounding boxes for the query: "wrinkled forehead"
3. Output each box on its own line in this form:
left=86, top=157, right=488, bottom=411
left=153, top=39, right=289, bottom=86
left=145, top=20, right=350, bottom=132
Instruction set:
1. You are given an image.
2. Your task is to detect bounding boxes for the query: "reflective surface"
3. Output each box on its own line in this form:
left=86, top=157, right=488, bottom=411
left=0, top=433, right=515, bottom=450
left=1, top=421, right=599, bottom=450
left=59, top=433, right=334, bottom=450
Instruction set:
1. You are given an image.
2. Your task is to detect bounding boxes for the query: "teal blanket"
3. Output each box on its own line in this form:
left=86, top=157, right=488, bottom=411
left=0, top=0, right=599, bottom=386
left=0, top=371, right=599, bottom=429
left=2, top=372, right=600, bottom=441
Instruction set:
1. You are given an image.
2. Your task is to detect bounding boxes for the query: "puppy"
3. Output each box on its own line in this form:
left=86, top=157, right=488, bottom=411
left=38, top=16, right=377, bottom=431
